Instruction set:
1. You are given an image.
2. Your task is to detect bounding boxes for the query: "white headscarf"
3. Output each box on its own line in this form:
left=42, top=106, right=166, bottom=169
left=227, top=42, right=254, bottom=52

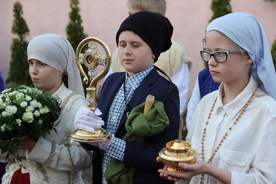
left=27, top=33, right=84, bottom=96
left=206, top=12, right=276, bottom=100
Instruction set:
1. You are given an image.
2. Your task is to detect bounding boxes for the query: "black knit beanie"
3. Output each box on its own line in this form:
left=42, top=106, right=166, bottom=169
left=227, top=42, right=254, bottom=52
left=116, top=11, right=173, bottom=62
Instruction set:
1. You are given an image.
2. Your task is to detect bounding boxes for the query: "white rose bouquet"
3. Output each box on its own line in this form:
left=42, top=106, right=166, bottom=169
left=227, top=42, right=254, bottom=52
left=0, top=85, right=61, bottom=161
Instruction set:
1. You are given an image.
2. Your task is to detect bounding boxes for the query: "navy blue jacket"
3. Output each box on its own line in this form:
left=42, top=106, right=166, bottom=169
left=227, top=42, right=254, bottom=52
left=198, top=68, right=221, bottom=98
left=0, top=71, right=5, bottom=92
left=91, top=68, right=180, bottom=184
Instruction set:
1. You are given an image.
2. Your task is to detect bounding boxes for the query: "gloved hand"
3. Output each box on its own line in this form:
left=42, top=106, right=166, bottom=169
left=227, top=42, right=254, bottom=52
left=74, top=105, right=105, bottom=132
left=88, top=134, right=114, bottom=150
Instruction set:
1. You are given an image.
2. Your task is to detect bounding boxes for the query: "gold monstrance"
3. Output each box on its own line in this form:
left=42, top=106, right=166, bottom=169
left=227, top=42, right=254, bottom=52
left=70, top=36, right=112, bottom=142
left=158, top=120, right=197, bottom=172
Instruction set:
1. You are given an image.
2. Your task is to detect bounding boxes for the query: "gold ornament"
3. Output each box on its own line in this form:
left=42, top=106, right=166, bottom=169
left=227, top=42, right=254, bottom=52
left=70, top=36, right=112, bottom=143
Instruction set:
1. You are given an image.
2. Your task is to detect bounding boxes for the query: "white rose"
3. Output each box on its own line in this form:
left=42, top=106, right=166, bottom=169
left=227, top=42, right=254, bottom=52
left=16, top=119, right=22, bottom=126
left=5, top=105, right=17, bottom=115
left=20, top=101, right=28, bottom=108
left=22, top=112, right=34, bottom=123
left=1, top=111, right=7, bottom=117
left=37, top=102, right=42, bottom=108
left=30, top=100, right=38, bottom=107
left=34, top=110, right=40, bottom=117
left=0, top=101, right=6, bottom=109
left=40, top=106, right=50, bottom=114
left=26, top=106, right=34, bottom=112
left=15, top=92, right=25, bottom=103
left=1, top=124, right=6, bottom=132
left=25, top=96, right=32, bottom=101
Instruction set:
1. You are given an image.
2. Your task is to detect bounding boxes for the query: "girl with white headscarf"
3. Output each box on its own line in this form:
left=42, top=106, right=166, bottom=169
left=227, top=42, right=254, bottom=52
left=158, top=12, right=276, bottom=184
left=27, top=33, right=84, bottom=96
left=1, top=34, right=92, bottom=184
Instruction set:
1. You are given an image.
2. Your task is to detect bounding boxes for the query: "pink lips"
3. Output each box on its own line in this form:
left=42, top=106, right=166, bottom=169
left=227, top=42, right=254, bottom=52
left=31, top=78, right=39, bottom=83
left=123, top=59, right=133, bottom=64
left=210, top=70, right=219, bottom=75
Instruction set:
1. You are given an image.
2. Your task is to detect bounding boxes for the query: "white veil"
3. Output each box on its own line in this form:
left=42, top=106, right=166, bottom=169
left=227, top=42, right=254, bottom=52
left=27, top=33, right=84, bottom=96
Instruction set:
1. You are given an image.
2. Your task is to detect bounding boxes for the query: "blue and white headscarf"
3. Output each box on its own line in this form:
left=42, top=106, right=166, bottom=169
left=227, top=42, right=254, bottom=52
left=206, top=12, right=276, bottom=100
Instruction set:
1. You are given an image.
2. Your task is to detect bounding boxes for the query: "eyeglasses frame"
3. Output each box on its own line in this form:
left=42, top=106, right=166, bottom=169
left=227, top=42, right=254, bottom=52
left=200, top=49, right=245, bottom=63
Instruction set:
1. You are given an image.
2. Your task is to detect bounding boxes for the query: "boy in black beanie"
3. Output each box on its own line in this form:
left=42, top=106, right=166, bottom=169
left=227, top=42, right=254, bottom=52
left=74, top=11, right=179, bottom=184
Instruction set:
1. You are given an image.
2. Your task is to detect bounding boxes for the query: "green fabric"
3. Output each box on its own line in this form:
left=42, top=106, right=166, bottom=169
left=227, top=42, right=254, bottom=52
left=104, top=100, right=169, bottom=184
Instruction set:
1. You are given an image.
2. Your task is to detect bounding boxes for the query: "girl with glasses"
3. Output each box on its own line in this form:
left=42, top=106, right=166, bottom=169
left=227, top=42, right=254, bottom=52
left=158, top=12, right=276, bottom=184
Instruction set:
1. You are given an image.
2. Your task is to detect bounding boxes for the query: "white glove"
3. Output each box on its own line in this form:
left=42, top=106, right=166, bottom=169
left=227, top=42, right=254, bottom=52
left=74, top=105, right=105, bottom=132
left=88, top=134, right=114, bottom=150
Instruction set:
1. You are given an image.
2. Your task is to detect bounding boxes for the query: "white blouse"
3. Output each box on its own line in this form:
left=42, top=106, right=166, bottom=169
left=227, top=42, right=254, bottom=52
left=185, top=77, right=276, bottom=184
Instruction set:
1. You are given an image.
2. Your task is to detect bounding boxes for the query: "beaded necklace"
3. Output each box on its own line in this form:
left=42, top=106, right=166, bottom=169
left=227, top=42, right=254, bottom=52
left=200, top=89, right=256, bottom=184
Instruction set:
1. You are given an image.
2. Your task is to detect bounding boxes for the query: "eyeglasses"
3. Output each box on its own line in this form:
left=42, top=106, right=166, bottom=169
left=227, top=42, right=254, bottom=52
left=200, top=50, right=245, bottom=63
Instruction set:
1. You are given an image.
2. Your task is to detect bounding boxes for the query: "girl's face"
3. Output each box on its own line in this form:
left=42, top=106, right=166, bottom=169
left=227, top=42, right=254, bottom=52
left=28, top=59, right=62, bottom=94
left=118, top=30, right=155, bottom=76
left=203, top=31, right=252, bottom=84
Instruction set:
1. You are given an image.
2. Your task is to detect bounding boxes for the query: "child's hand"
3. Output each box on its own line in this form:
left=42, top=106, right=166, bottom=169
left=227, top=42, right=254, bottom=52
left=74, top=105, right=104, bottom=132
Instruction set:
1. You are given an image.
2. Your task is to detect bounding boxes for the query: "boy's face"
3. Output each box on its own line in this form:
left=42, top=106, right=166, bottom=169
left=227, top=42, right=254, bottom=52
left=118, top=31, right=155, bottom=76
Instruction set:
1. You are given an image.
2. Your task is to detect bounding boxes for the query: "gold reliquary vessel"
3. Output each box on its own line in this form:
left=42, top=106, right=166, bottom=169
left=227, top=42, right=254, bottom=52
left=159, top=121, right=197, bottom=172
left=70, top=36, right=112, bottom=142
